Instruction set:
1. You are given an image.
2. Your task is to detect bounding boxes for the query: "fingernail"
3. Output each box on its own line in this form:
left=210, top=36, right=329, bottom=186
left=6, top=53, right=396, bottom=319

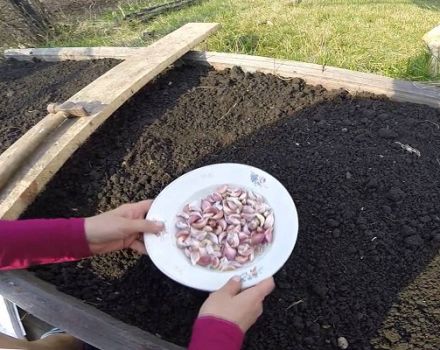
left=232, top=275, right=241, bottom=282
left=154, top=221, right=165, bottom=229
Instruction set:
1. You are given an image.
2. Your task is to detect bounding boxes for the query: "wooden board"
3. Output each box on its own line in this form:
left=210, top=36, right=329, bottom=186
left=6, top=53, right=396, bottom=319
left=4, top=47, right=145, bottom=61
left=0, top=23, right=219, bottom=220
left=0, top=270, right=184, bottom=350
left=6, top=48, right=439, bottom=109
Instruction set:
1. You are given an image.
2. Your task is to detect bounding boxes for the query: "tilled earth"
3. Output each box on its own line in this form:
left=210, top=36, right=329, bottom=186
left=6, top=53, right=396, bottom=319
left=12, top=62, right=440, bottom=350
left=0, top=59, right=118, bottom=154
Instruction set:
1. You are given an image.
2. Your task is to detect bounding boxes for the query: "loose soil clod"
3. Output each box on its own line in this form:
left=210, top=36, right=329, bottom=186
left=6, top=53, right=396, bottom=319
left=4, top=61, right=438, bottom=350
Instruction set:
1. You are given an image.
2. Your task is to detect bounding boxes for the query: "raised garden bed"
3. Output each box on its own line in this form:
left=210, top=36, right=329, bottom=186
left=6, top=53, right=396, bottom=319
left=0, top=56, right=438, bottom=350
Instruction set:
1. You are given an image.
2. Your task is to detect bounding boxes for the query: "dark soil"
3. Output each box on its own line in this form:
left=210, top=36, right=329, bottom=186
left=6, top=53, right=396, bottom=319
left=0, top=59, right=119, bottom=154
left=18, top=64, right=440, bottom=350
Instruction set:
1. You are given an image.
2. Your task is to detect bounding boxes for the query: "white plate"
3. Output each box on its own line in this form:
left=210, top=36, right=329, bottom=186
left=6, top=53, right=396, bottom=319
left=145, top=163, right=298, bottom=291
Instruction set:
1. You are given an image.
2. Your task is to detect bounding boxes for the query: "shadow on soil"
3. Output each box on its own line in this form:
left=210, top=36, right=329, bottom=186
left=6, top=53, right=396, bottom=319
left=28, top=64, right=440, bottom=350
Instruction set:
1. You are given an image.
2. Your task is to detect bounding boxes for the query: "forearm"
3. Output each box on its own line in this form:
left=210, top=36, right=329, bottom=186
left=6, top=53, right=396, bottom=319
left=0, top=218, right=91, bottom=270
left=188, top=316, right=244, bottom=350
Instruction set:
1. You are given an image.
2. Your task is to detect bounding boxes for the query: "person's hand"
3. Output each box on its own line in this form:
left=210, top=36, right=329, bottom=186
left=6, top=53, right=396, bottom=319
left=198, top=276, right=275, bottom=332
left=84, top=200, right=163, bottom=255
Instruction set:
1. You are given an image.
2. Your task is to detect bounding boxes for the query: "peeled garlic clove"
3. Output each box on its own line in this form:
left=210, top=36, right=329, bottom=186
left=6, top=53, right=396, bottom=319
left=223, top=242, right=237, bottom=260
left=264, top=212, right=274, bottom=229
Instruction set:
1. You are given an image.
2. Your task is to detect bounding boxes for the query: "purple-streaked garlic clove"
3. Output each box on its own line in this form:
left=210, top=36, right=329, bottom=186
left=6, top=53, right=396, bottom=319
left=207, top=232, right=219, bottom=245
left=264, top=228, right=273, bottom=243
left=223, top=242, right=237, bottom=260
left=235, top=255, right=249, bottom=264
left=264, top=212, right=274, bottom=229
left=190, top=251, right=200, bottom=265
left=226, top=232, right=240, bottom=248
left=248, top=218, right=259, bottom=231
left=176, top=220, right=189, bottom=230
left=197, top=254, right=212, bottom=267
left=242, top=224, right=250, bottom=234
left=241, top=213, right=256, bottom=221
left=212, top=192, right=223, bottom=202
left=242, top=205, right=255, bottom=214
left=175, top=230, right=189, bottom=238
left=215, top=225, right=223, bottom=235
left=188, top=213, right=202, bottom=224
left=203, top=226, right=213, bottom=232
left=183, top=204, right=191, bottom=213
left=188, top=200, right=201, bottom=212
left=184, top=248, right=191, bottom=257
left=210, top=256, right=220, bottom=269
left=206, top=244, right=215, bottom=255
left=177, top=235, right=189, bottom=248
left=217, top=185, right=228, bottom=194
left=238, top=232, right=249, bottom=241
left=218, top=231, right=227, bottom=244
left=239, top=191, right=247, bottom=201
left=213, top=201, right=223, bottom=210
left=177, top=212, right=190, bottom=220
left=251, top=232, right=266, bottom=245
left=212, top=210, right=224, bottom=220
left=237, top=243, right=253, bottom=257
left=201, top=200, right=212, bottom=211
left=191, top=218, right=209, bottom=229
left=225, top=214, right=241, bottom=225
left=218, top=219, right=227, bottom=231
left=191, top=229, right=207, bottom=241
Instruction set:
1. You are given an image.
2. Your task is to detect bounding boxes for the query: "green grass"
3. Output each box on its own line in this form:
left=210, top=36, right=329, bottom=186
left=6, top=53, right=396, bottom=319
left=47, top=0, right=440, bottom=80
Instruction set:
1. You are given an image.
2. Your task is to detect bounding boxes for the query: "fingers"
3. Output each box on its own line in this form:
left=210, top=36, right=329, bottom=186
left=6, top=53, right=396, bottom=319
left=123, top=218, right=164, bottom=235
left=241, top=277, right=275, bottom=300
left=130, top=239, right=148, bottom=255
left=117, top=200, right=154, bottom=218
left=218, top=276, right=242, bottom=296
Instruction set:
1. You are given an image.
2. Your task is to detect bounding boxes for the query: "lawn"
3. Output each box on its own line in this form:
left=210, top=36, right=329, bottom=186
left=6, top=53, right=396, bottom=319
left=48, top=0, right=440, bottom=80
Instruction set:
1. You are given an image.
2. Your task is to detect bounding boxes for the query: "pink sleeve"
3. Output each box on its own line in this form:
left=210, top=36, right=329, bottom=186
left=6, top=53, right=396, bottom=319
left=0, top=218, right=91, bottom=271
left=188, top=316, right=244, bottom=350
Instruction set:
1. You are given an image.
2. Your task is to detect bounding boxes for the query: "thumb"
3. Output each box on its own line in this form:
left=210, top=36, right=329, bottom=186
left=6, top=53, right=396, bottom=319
left=122, top=218, right=164, bottom=235
left=219, top=276, right=242, bottom=296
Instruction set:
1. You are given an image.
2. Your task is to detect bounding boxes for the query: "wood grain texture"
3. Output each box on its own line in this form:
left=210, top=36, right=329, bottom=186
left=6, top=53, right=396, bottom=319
left=0, top=270, right=184, bottom=350
left=0, top=23, right=220, bottom=219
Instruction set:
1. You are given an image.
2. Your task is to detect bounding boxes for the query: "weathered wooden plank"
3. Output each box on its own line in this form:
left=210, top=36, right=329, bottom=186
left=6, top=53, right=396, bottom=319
left=4, top=47, right=144, bottom=61
left=183, top=52, right=440, bottom=109
left=0, top=270, right=184, bottom=350
left=0, top=23, right=219, bottom=220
